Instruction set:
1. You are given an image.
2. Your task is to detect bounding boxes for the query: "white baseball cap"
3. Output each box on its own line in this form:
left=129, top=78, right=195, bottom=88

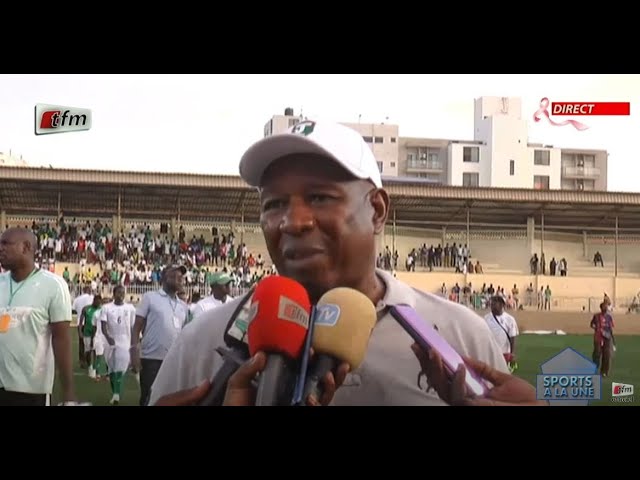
left=239, top=120, right=383, bottom=188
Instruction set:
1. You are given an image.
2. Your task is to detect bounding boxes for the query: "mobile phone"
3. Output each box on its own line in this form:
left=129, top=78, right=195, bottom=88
left=390, top=305, right=489, bottom=397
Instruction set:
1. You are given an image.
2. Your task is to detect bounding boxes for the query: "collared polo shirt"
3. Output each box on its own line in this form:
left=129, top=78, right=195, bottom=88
left=148, top=269, right=508, bottom=406
left=0, top=269, right=72, bottom=394
left=135, top=289, right=189, bottom=361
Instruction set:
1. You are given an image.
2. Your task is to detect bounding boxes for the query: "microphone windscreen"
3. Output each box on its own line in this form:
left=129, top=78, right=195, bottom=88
left=312, top=287, right=376, bottom=369
left=247, top=275, right=311, bottom=359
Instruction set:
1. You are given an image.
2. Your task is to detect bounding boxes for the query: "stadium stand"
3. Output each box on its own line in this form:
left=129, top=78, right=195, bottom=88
left=2, top=165, right=640, bottom=313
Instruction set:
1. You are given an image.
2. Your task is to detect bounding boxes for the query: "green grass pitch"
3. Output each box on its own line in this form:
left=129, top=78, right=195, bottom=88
left=52, top=333, right=640, bottom=406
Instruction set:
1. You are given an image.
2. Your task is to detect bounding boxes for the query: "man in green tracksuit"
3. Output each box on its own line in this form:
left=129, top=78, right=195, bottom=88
left=79, top=295, right=102, bottom=379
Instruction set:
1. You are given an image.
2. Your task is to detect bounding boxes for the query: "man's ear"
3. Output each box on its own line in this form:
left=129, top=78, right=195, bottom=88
left=369, top=188, right=390, bottom=235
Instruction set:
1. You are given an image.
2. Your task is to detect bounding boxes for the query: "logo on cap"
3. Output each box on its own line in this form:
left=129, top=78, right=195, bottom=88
left=291, top=120, right=315, bottom=136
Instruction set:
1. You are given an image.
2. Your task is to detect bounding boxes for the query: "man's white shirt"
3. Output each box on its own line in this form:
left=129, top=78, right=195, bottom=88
left=483, top=311, right=518, bottom=355
left=73, top=293, right=94, bottom=320
left=99, top=302, right=136, bottom=348
left=191, top=295, right=235, bottom=320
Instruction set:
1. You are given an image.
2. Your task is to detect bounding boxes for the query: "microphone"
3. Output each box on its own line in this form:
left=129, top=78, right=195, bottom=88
left=198, top=288, right=257, bottom=406
left=248, top=275, right=311, bottom=406
left=302, top=287, right=377, bottom=404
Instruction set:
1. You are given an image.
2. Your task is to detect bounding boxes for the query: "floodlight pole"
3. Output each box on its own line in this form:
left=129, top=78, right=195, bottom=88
left=615, top=215, right=619, bottom=277
left=392, top=209, right=397, bottom=257
left=540, top=211, right=545, bottom=256
left=241, top=201, right=245, bottom=246
left=466, top=206, right=470, bottom=251
left=117, top=190, right=122, bottom=234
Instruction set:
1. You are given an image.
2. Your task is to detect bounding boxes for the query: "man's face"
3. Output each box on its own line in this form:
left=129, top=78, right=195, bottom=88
left=114, top=288, right=125, bottom=303
left=177, top=289, right=188, bottom=302
left=212, top=282, right=231, bottom=300
left=490, top=299, right=504, bottom=315
left=0, top=231, right=25, bottom=269
left=259, top=154, right=387, bottom=300
left=163, top=269, right=184, bottom=291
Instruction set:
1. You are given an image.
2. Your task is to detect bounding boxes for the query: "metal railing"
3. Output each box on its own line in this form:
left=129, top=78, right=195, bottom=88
left=562, top=166, right=601, bottom=178
left=406, top=159, right=443, bottom=171
left=437, top=292, right=638, bottom=313
left=70, top=282, right=252, bottom=305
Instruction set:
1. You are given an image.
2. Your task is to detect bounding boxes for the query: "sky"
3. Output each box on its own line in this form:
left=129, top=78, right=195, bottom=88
left=1, top=74, right=638, bottom=192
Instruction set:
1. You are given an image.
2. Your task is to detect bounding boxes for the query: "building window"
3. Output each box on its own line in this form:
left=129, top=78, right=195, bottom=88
left=411, top=173, right=441, bottom=182
left=462, top=172, right=479, bottom=187
left=377, top=161, right=383, bottom=173
left=374, top=137, right=383, bottom=143
left=390, top=162, right=396, bottom=168
left=407, top=148, right=442, bottom=170
left=534, top=175, right=550, bottom=190
left=390, top=137, right=397, bottom=143
left=288, top=118, right=299, bottom=127
left=463, top=146, right=479, bottom=163
left=534, top=150, right=550, bottom=166
left=510, top=160, right=515, bottom=176
left=363, top=136, right=373, bottom=143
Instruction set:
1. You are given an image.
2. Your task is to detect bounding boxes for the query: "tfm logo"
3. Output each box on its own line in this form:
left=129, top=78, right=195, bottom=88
left=612, top=383, right=634, bottom=397
left=40, top=110, right=87, bottom=129
left=35, top=104, right=92, bottom=135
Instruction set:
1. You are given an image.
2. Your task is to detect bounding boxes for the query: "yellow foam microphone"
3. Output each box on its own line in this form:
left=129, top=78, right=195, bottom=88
left=302, top=287, right=377, bottom=402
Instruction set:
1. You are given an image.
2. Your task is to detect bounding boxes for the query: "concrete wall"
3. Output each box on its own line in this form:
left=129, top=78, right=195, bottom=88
left=395, top=271, right=640, bottom=312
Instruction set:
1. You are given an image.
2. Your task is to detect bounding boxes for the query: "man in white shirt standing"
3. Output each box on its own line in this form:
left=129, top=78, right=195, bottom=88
left=131, top=265, right=189, bottom=406
left=73, top=286, right=94, bottom=368
left=484, top=295, right=519, bottom=372
left=190, top=273, right=235, bottom=321
left=100, top=285, right=136, bottom=405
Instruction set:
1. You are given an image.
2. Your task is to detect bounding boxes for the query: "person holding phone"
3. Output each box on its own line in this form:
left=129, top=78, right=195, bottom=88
left=154, top=345, right=545, bottom=407
left=410, top=343, right=547, bottom=406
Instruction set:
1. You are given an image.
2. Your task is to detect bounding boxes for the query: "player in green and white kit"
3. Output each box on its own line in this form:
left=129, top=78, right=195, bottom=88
left=100, top=285, right=135, bottom=405
left=92, top=309, right=109, bottom=381
left=79, top=295, right=102, bottom=379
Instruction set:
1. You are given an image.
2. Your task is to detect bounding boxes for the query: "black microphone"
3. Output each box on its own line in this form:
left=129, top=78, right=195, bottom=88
left=198, top=346, right=249, bottom=406
left=198, top=290, right=256, bottom=406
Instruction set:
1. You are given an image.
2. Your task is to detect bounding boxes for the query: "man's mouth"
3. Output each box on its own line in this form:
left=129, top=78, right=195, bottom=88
left=282, top=247, right=324, bottom=261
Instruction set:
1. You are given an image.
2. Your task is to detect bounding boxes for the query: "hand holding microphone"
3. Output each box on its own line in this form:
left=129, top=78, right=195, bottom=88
left=302, top=287, right=377, bottom=406
left=247, top=276, right=311, bottom=406
left=154, top=278, right=378, bottom=407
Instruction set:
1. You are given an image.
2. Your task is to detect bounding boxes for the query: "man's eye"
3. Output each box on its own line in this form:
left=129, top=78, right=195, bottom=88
left=309, top=194, right=332, bottom=204
left=262, top=199, right=285, bottom=211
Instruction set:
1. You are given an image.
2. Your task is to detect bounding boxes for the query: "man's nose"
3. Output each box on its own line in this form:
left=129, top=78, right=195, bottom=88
left=280, top=197, right=314, bottom=235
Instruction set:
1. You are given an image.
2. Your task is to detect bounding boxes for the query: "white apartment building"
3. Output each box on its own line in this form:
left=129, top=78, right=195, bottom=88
left=262, top=98, right=608, bottom=191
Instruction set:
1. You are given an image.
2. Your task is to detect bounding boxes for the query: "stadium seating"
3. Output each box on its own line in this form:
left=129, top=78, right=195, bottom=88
left=5, top=215, right=640, bottom=312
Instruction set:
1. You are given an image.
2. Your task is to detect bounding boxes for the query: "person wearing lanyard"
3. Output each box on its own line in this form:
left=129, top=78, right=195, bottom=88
left=0, top=227, right=77, bottom=406
left=131, top=265, right=189, bottom=406
left=483, top=295, right=519, bottom=372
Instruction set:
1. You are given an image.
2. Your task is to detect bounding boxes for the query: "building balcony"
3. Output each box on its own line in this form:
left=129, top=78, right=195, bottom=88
left=406, top=159, right=443, bottom=172
left=562, top=166, right=601, bottom=178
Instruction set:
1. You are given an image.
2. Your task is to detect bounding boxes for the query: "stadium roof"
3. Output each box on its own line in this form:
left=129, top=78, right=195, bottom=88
left=2, top=165, right=640, bottom=232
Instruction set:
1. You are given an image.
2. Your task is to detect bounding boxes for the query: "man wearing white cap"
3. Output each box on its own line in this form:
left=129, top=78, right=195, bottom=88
left=149, top=120, right=511, bottom=407
left=190, top=273, right=235, bottom=322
